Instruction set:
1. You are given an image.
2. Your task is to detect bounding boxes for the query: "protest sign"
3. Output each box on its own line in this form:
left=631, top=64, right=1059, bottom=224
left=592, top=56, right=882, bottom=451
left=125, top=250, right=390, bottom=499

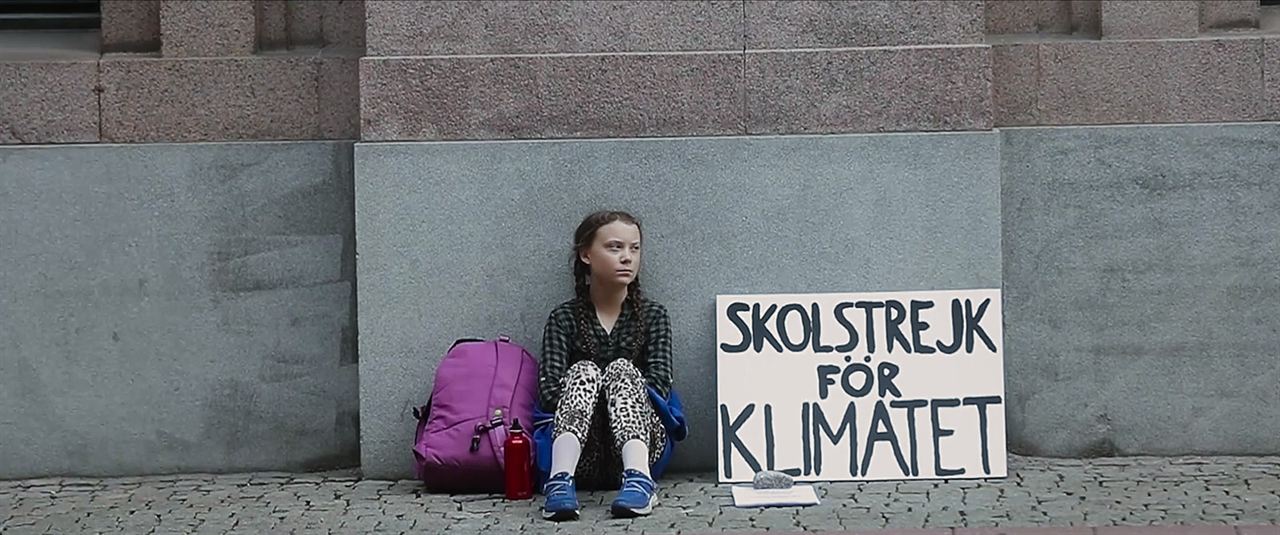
left=716, top=289, right=1006, bottom=482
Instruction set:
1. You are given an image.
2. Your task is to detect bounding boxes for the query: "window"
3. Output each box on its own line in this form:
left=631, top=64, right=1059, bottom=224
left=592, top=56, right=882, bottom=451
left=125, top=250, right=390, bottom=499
left=0, top=0, right=100, bottom=30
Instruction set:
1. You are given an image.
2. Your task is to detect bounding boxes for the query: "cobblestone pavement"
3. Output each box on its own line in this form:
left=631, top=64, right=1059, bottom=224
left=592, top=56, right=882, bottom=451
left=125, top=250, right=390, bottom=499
left=2, top=455, right=1278, bottom=534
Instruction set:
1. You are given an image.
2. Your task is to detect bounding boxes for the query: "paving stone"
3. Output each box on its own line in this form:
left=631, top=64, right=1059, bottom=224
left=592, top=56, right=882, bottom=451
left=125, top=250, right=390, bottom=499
left=6, top=455, right=1280, bottom=532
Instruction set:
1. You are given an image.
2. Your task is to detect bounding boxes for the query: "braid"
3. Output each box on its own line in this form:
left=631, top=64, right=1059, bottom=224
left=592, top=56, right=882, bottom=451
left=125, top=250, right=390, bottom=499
left=627, top=279, right=648, bottom=372
left=575, top=299, right=600, bottom=359
left=572, top=255, right=599, bottom=360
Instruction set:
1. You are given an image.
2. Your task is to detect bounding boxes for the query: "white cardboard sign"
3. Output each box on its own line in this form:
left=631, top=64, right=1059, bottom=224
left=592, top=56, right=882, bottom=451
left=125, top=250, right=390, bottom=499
left=716, top=289, right=1007, bottom=482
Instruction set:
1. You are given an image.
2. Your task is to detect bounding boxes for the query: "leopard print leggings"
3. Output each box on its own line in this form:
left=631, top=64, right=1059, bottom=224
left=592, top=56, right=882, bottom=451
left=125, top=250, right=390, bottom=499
left=553, top=359, right=667, bottom=490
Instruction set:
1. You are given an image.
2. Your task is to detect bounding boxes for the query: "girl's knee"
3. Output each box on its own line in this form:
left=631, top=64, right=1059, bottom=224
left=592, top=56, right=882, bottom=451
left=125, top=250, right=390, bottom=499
left=602, top=358, right=641, bottom=382
left=567, top=360, right=602, bottom=381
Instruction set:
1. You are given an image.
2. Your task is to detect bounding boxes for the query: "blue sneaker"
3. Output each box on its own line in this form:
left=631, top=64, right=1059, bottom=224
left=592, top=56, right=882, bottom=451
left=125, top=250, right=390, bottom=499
left=542, top=472, right=580, bottom=521
left=610, top=469, right=658, bottom=518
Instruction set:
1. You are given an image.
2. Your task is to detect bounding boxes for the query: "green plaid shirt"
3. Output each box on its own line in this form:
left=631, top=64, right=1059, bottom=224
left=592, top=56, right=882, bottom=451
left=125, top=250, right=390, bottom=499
left=538, top=297, right=673, bottom=410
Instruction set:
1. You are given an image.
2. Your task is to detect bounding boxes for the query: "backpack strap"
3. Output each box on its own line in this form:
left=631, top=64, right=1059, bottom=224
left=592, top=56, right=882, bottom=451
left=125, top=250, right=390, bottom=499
left=412, top=396, right=432, bottom=421
left=487, top=420, right=509, bottom=471
left=450, top=338, right=485, bottom=351
left=483, top=337, right=526, bottom=469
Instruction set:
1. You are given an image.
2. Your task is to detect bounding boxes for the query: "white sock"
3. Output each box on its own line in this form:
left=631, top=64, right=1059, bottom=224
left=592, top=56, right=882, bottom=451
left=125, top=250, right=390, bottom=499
left=621, top=440, right=651, bottom=478
left=549, top=433, right=583, bottom=477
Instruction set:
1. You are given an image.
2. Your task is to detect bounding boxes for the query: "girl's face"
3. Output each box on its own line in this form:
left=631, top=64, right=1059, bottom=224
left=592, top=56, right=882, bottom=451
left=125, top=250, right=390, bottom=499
left=580, top=221, right=642, bottom=288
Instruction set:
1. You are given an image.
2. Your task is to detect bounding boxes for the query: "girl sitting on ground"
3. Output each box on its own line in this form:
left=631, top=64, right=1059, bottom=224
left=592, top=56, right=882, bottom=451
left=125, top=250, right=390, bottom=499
left=538, top=210, right=674, bottom=521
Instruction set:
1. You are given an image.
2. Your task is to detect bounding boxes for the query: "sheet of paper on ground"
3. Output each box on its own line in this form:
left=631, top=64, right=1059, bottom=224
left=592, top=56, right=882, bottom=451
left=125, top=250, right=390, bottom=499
left=731, top=485, right=821, bottom=508
left=716, top=289, right=1007, bottom=483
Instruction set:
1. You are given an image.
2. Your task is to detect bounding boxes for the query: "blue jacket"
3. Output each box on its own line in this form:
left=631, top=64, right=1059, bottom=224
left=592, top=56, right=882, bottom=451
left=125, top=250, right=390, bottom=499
left=532, top=386, right=688, bottom=491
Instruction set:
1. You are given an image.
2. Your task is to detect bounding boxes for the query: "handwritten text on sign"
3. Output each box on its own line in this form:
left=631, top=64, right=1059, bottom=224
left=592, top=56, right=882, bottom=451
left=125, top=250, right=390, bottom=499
left=716, top=289, right=1006, bottom=482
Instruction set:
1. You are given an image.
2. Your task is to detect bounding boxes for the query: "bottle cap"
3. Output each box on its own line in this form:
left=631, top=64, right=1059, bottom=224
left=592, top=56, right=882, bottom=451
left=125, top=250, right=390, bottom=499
left=510, top=418, right=523, bottom=432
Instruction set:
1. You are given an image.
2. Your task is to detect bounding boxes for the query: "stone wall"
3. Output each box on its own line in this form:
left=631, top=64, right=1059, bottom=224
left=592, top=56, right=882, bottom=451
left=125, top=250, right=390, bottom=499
left=354, top=122, right=1280, bottom=479
left=3, top=0, right=1280, bottom=481
left=0, top=142, right=358, bottom=479
left=353, top=132, right=1003, bottom=479
left=4, top=1, right=1280, bottom=144
left=1, top=0, right=363, bottom=144
left=1002, top=123, right=1280, bottom=458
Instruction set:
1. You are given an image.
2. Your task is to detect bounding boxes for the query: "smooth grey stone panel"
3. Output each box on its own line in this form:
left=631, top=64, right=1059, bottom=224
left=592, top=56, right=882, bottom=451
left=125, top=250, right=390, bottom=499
left=356, top=133, right=1001, bottom=478
left=1002, top=123, right=1280, bottom=457
left=0, top=142, right=358, bottom=479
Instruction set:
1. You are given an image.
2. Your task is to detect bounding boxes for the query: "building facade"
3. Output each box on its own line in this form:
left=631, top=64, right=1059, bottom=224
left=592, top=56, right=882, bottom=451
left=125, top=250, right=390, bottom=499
left=2, top=0, right=1279, bottom=480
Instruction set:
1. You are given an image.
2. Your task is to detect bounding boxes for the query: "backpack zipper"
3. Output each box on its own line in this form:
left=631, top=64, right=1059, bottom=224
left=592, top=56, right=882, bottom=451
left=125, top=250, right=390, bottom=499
left=470, top=408, right=504, bottom=452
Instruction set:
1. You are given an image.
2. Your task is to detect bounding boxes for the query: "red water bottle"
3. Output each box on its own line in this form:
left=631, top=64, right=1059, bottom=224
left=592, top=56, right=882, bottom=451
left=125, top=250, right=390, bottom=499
left=504, top=418, right=533, bottom=500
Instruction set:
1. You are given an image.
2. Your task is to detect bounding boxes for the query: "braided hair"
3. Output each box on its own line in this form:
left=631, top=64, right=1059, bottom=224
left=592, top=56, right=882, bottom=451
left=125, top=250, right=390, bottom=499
left=571, top=211, right=649, bottom=372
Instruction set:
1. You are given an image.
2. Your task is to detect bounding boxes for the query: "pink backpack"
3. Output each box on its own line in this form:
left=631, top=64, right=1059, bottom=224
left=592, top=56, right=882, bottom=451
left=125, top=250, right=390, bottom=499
left=412, top=336, right=539, bottom=493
